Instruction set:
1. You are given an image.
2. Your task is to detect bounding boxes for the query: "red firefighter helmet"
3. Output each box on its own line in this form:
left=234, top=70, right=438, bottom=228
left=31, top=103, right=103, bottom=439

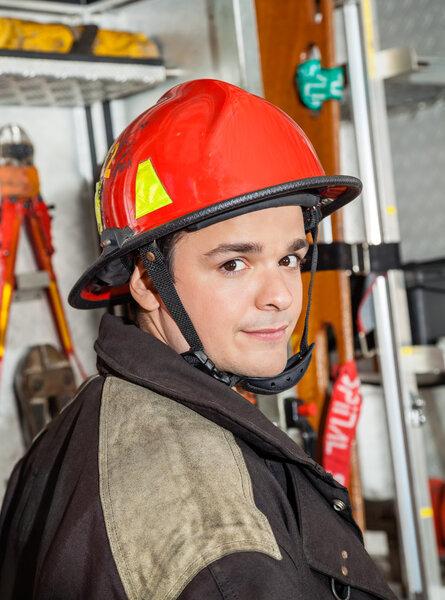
left=69, top=79, right=361, bottom=309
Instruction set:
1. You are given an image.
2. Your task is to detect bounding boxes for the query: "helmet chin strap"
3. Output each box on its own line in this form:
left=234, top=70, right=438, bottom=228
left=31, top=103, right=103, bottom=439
left=139, top=244, right=238, bottom=387
left=139, top=225, right=319, bottom=395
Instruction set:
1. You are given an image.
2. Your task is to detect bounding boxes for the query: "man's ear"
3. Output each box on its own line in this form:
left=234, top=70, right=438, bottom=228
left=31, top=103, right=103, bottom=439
left=129, top=259, right=160, bottom=311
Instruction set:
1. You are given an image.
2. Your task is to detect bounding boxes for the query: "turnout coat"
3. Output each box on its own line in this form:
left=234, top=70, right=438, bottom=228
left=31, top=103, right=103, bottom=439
left=0, top=314, right=396, bottom=600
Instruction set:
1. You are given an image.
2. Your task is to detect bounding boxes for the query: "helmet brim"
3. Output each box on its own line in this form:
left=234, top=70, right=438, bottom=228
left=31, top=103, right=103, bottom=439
left=68, top=174, right=362, bottom=309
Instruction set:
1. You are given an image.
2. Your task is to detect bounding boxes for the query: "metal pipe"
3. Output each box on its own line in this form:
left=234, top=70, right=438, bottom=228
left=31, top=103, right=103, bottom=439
left=343, top=1, right=381, bottom=245
left=84, top=105, right=98, bottom=181
left=102, top=101, right=114, bottom=150
left=232, top=0, right=264, bottom=95
left=372, top=275, right=423, bottom=594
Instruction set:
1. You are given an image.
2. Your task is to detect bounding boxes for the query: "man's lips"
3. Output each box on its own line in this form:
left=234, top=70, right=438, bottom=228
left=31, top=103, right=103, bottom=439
left=241, top=324, right=288, bottom=341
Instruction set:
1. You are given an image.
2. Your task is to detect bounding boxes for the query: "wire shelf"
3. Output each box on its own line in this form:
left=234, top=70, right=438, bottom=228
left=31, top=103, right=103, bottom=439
left=0, top=52, right=166, bottom=106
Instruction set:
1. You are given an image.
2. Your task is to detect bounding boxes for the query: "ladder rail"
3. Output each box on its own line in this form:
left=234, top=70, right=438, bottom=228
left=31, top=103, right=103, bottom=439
left=342, top=1, right=443, bottom=597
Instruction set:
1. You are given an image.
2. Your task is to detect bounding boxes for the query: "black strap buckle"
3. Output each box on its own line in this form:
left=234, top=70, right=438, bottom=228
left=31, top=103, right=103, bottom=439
left=182, top=350, right=238, bottom=387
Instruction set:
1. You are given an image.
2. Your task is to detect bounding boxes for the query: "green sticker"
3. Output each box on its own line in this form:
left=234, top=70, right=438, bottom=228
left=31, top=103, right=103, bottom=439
left=135, top=158, right=172, bottom=219
left=95, top=180, right=103, bottom=235
left=296, top=58, right=344, bottom=111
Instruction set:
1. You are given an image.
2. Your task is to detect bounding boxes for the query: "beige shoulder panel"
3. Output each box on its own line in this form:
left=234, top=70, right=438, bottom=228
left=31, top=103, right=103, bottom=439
left=99, top=376, right=281, bottom=600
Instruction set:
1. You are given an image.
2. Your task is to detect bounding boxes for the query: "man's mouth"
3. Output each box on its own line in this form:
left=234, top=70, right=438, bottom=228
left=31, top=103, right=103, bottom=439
left=241, top=324, right=288, bottom=342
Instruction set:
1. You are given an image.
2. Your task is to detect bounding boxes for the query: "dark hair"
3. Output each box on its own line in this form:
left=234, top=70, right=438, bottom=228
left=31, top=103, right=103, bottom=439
left=128, top=229, right=186, bottom=323
left=156, top=229, right=186, bottom=280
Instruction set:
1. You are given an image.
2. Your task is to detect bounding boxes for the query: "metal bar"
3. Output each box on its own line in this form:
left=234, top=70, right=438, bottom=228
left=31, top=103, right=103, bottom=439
left=343, top=1, right=381, bottom=245
left=232, top=0, right=264, bottom=95
left=372, top=275, right=423, bottom=594
left=206, top=0, right=263, bottom=95
left=84, top=105, right=98, bottom=180
left=360, top=1, right=400, bottom=244
left=387, top=269, right=445, bottom=600
left=374, top=46, right=418, bottom=81
left=102, top=100, right=115, bottom=149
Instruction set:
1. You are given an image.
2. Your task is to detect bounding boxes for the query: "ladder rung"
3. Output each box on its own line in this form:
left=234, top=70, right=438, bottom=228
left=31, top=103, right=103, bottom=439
left=15, top=271, right=50, bottom=291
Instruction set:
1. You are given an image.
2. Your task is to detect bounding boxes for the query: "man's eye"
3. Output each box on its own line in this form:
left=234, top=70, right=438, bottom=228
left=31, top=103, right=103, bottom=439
left=279, top=254, right=300, bottom=268
left=221, top=259, right=246, bottom=272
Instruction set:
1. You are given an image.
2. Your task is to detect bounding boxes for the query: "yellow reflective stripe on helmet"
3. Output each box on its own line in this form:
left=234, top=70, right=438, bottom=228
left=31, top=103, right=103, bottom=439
left=95, top=180, right=104, bottom=235
left=135, top=158, right=172, bottom=219
left=104, top=142, right=119, bottom=179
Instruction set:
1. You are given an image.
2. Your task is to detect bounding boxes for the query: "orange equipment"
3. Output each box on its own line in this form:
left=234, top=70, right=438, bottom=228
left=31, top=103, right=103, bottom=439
left=0, top=124, right=86, bottom=383
left=429, top=478, right=445, bottom=559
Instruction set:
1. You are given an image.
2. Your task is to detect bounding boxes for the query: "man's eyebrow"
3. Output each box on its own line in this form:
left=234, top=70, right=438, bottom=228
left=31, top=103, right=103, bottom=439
left=289, top=238, right=309, bottom=253
left=203, top=242, right=263, bottom=258
left=203, top=238, right=309, bottom=259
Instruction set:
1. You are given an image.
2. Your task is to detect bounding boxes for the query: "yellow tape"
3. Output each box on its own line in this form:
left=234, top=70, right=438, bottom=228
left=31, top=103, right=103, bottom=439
left=104, top=142, right=119, bottom=179
left=362, top=0, right=376, bottom=80
left=386, top=205, right=397, bottom=215
left=0, top=281, right=12, bottom=359
left=402, top=346, right=414, bottom=355
left=95, top=180, right=103, bottom=235
left=135, top=158, right=172, bottom=219
left=420, top=507, right=434, bottom=519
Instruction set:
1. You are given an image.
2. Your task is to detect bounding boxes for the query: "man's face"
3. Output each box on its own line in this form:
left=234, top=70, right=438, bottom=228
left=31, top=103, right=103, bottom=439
left=162, top=205, right=308, bottom=378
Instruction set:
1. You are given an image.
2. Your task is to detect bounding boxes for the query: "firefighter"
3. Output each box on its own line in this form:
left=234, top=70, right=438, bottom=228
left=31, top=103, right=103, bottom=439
left=0, top=79, right=396, bottom=600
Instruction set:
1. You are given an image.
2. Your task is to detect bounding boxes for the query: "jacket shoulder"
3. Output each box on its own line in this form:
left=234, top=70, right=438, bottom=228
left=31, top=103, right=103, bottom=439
left=99, top=376, right=281, bottom=600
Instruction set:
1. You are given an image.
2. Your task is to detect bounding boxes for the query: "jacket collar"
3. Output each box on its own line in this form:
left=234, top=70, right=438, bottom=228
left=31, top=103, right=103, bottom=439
left=95, top=314, right=342, bottom=488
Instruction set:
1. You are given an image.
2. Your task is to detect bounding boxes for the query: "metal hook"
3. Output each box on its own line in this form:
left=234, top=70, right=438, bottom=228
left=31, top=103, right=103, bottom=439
left=331, top=578, right=351, bottom=600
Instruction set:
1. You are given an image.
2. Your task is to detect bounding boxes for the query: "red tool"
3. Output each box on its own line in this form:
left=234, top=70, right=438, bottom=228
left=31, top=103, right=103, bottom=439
left=0, top=124, right=86, bottom=383
left=429, top=478, right=445, bottom=559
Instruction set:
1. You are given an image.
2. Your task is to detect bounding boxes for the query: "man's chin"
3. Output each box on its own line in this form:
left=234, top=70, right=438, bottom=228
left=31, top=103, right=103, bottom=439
left=228, top=359, right=288, bottom=379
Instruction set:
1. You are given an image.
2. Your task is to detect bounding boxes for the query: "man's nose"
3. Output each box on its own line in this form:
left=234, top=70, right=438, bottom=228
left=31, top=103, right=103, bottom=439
left=255, top=268, right=295, bottom=311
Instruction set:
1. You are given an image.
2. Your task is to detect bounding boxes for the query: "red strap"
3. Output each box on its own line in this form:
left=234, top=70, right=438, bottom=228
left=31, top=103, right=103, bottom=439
left=322, top=360, right=362, bottom=487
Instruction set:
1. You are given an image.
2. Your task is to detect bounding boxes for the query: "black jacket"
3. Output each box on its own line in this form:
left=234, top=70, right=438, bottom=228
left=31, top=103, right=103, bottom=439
left=0, top=314, right=396, bottom=600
